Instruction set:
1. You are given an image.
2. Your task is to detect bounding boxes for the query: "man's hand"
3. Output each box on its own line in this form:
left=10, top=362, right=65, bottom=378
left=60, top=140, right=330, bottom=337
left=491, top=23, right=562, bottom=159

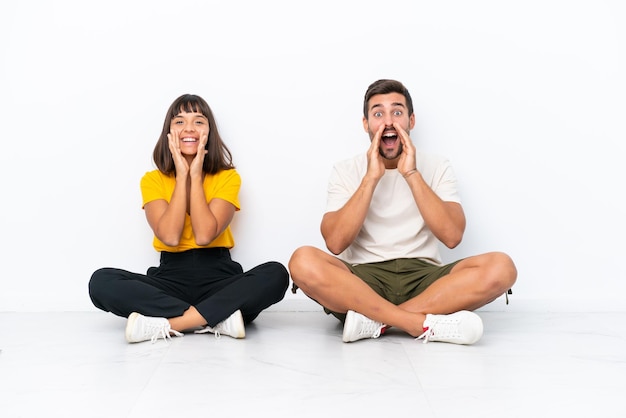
left=366, top=124, right=387, bottom=181
left=394, top=122, right=417, bottom=177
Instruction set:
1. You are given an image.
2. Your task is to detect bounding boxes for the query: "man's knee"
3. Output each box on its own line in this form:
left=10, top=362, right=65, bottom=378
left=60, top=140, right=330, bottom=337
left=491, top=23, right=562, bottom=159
left=485, top=252, right=517, bottom=291
left=288, top=246, right=322, bottom=276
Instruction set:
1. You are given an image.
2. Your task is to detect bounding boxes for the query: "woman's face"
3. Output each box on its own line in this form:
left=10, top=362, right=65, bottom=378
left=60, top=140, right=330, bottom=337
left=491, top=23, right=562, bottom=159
left=169, top=110, right=209, bottom=156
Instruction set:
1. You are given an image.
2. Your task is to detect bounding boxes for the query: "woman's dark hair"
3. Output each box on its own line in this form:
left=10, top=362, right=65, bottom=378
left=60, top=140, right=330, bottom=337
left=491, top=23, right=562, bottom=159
left=362, top=79, right=414, bottom=119
left=153, top=94, right=235, bottom=175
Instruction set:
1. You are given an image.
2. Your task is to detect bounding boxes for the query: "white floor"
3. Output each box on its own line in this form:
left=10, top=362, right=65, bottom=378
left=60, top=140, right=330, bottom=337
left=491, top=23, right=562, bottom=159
left=1, top=307, right=625, bottom=418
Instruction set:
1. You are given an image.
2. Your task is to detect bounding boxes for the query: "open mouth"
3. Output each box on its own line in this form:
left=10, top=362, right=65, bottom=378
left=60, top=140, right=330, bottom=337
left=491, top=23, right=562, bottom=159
left=382, top=130, right=398, bottom=146
left=181, top=137, right=198, bottom=143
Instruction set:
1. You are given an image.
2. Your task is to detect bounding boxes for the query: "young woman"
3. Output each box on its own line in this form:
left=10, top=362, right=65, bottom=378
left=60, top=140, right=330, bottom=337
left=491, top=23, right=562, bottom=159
left=89, top=94, right=289, bottom=343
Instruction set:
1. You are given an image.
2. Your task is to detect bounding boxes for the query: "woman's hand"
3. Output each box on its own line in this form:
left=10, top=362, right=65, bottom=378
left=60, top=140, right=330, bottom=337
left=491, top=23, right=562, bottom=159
left=167, top=130, right=190, bottom=178
left=189, top=131, right=208, bottom=179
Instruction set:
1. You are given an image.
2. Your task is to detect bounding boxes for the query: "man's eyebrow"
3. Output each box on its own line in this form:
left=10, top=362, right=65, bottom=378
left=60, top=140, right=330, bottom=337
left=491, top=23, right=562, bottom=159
left=386, top=102, right=406, bottom=109
left=370, top=102, right=406, bottom=110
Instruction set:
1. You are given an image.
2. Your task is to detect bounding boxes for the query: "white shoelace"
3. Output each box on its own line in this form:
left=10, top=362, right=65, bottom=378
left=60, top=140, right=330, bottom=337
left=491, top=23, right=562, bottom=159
left=194, top=325, right=221, bottom=339
left=416, top=327, right=434, bottom=343
left=150, top=327, right=183, bottom=344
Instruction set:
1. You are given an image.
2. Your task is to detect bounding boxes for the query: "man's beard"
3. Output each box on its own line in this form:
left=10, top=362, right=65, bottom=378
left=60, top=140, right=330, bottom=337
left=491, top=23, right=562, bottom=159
left=379, top=141, right=403, bottom=160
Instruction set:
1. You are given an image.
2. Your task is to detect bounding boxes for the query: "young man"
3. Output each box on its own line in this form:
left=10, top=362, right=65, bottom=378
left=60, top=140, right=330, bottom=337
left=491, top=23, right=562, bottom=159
left=288, top=79, right=517, bottom=344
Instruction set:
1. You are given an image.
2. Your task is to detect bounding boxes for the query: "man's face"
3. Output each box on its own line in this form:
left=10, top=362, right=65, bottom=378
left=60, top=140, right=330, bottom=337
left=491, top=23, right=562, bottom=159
left=363, top=92, right=414, bottom=160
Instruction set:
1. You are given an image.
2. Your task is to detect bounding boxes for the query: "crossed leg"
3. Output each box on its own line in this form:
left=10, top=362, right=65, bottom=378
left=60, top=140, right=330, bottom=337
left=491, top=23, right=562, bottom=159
left=288, top=246, right=517, bottom=337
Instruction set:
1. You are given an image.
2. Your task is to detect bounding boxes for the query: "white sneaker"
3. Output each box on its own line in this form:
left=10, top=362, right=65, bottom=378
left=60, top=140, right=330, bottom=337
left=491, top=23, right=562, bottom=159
left=417, top=310, right=483, bottom=345
left=342, top=310, right=386, bottom=343
left=194, top=310, right=245, bottom=339
left=125, top=312, right=183, bottom=344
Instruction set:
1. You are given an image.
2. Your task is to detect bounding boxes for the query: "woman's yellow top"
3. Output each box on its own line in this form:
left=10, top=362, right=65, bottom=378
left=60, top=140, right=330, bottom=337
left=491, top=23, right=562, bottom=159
left=140, top=169, right=241, bottom=252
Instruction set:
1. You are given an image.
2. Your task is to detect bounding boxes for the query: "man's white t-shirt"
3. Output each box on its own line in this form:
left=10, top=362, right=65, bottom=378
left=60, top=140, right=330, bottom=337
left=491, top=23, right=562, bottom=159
left=325, top=151, right=461, bottom=266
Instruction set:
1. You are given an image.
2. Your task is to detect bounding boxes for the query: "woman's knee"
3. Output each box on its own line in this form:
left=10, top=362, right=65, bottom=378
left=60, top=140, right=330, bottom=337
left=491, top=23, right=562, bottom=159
left=259, top=261, right=289, bottom=279
left=88, top=268, right=112, bottom=295
left=253, top=261, right=290, bottom=291
left=88, top=268, right=117, bottom=309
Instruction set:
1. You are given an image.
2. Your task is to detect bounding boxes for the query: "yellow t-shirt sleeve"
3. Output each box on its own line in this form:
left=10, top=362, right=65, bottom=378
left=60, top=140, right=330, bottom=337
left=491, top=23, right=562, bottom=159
left=210, top=169, right=241, bottom=211
left=141, top=170, right=171, bottom=208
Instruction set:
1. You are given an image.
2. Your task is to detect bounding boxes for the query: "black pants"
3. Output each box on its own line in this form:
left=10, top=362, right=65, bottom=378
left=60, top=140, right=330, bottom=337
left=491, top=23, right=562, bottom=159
left=88, top=248, right=289, bottom=327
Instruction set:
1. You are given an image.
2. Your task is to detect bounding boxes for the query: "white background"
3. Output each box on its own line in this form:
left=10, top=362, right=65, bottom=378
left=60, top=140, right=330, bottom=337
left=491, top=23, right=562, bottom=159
left=1, top=0, right=624, bottom=312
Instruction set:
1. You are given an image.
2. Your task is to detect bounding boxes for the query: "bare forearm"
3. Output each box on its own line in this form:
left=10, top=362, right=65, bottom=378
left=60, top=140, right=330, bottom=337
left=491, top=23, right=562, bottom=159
left=189, top=178, right=220, bottom=245
left=154, top=183, right=187, bottom=246
left=405, top=171, right=465, bottom=248
left=322, top=176, right=378, bottom=254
